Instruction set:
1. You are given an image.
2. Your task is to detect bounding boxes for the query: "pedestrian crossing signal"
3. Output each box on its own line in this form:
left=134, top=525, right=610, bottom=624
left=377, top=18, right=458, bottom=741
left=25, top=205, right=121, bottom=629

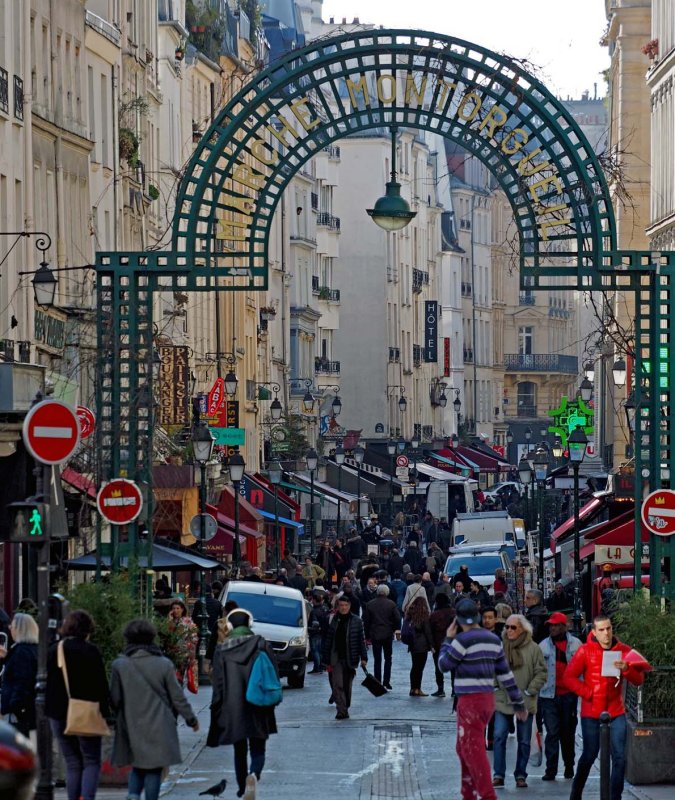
left=5, top=500, right=48, bottom=543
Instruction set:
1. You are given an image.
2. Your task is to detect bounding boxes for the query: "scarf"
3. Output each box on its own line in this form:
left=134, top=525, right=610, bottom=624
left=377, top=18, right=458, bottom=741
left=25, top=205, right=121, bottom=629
left=124, top=643, right=164, bottom=657
left=229, top=625, right=253, bottom=638
left=502, top=630, right=530, bottom=669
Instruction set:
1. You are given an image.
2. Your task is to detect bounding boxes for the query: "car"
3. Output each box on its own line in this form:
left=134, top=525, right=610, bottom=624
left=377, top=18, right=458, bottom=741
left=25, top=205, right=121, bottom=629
left=443, top=543, right=514, bottom=595
left=220, top=582, right=309, bottom=688
left=483, top=481, right=523, bottom=505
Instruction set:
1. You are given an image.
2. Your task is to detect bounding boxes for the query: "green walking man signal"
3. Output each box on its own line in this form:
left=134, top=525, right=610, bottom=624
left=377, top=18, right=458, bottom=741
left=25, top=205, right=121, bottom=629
left=4, top=499, right=49, bottom=543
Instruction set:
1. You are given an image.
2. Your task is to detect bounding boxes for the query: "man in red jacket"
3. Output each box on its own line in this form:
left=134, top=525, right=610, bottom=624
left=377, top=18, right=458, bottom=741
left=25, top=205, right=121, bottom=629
left=564, top=615, right=644, bottom=800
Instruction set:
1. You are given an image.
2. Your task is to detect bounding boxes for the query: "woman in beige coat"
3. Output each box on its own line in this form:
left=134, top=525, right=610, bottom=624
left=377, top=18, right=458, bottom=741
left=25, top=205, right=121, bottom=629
left=492, top=614, right=547, bottom=789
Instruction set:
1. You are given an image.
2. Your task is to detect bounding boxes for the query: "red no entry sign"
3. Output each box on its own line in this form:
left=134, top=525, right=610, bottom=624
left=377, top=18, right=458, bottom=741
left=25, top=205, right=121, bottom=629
left=97, top=479, right=143, bottom=526
left=76, top=406, right=96, bottom=440
left=396, top=454, right=409, bottom=468
left=23, top=400, right=81, bottom=465
left=641, top=489, right=675, bottom=537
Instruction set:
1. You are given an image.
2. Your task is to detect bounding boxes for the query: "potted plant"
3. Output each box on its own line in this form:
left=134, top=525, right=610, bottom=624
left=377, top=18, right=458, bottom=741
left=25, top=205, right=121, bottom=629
left=612, top=594, right=675, bottom=784
left=641, top=39, right=659, bottom=61
left=260, top=306, right=276, bottom=321
left=118, top=127, right=139, bottom=164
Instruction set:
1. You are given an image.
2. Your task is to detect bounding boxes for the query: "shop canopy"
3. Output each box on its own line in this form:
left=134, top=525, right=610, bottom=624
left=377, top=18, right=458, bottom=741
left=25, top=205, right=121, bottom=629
left=549, top=495, right=606, bottom=553
left=257, top=509, right=305, bottom=535
left=65, top=542, right=225, bottom=571
left=578, top=511, right=648, bottom=560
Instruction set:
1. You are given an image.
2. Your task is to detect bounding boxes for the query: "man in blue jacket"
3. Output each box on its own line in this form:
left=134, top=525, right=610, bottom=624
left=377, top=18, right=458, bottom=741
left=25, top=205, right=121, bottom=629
left=322, top=595, right=367, bottom=720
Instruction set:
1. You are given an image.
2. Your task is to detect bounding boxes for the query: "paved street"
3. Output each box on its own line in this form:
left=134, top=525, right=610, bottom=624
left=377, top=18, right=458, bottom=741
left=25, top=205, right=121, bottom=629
left=60, top=640, right=672, bottom=800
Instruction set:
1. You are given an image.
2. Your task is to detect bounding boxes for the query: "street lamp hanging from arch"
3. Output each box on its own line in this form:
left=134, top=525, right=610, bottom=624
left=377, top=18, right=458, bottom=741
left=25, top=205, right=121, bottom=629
left=367, top=127, right=416, bottom=231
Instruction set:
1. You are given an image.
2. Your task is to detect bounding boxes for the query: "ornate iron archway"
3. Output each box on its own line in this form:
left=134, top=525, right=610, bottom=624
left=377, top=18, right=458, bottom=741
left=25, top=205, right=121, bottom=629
left=96, top=29, right=673, bottom=596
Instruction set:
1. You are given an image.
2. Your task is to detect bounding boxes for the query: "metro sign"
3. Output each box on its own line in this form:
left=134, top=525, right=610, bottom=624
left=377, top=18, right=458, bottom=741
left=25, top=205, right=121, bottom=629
left=641, top=489, right=675, bottom=538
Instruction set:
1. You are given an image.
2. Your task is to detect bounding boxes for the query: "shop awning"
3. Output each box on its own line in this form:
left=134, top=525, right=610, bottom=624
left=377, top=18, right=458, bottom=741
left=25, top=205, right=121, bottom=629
left=579, top=512, right=647, bottom=560
left=61, top=467, right=97, bottom=500
left=429, top=451, right=473, bottom=476
left=257, top=509, right=305, bottom=535
left=65, top=542, right=225, bottom=571
left=550, top=496, right=605, bottom=552
left=206, top=504, right=263, bottom=539
left=279, top=480, right=331, bottom=500
left=416, top=462, right=469, bottom=482
left=456, top=445, right=504, bottom=473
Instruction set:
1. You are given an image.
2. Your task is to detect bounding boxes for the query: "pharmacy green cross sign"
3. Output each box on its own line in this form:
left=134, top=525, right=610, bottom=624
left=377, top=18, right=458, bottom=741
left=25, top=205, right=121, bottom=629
left=96, top=29, right=673, bottom=595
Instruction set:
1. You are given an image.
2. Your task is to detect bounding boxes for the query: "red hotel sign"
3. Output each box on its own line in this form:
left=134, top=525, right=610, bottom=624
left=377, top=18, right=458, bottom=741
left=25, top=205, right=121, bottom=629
left=444, top=338, right=450, bottom=377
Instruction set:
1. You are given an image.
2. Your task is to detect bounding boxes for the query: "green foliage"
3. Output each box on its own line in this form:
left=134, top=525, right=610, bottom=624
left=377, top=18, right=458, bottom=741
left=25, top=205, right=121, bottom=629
left=186, top=0, right=227, bottom=62
left=65, top=575, right=141, bottom=675
left=118, top=127, right=139, bottom=164
left=612, top=594, right=675, bottom=721
left=284, top=412, right=311, bottom=461
left=148, top=184, right=160, bottom=201
left=241, top=0, right=262, bottom=40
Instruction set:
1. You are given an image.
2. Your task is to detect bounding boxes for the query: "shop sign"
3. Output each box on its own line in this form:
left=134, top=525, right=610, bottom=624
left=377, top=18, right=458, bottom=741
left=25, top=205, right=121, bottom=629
left=157, top=346, right=190, bottom=426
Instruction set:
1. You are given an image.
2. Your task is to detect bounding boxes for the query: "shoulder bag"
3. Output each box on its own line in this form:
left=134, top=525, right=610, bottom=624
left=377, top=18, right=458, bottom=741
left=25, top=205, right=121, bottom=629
left=58, top=641, right=110, bottom=737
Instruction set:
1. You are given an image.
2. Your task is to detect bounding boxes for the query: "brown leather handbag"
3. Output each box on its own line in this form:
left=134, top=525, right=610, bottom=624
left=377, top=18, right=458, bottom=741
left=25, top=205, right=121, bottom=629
left=58, top=641, right=110, bottom=737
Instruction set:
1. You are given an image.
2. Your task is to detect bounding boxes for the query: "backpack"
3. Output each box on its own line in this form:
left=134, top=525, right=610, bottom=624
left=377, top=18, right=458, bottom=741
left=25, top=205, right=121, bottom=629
left=246, top=650, right=283, bottom=707
left=400, top=618, right=415, bottom=646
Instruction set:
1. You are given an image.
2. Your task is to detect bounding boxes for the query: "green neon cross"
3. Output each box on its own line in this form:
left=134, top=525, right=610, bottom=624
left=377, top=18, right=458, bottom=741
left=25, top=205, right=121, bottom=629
left=29, top=509, right=42, bottom=536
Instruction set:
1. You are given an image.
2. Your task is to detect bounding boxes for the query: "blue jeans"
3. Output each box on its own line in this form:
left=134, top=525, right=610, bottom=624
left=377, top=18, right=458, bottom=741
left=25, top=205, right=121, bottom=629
left=540, top=694, right=578, bottom=775
left=571, top=714, right=627, bottom=800
left=310, top=637, right=323, bottom=670
left=49, top=718, right=102, bottom=800
left=493, top=711, right=533, bottom=780
left=128, top=767, right=163, bottom=800
left=233, top=737, right=266, bottom=795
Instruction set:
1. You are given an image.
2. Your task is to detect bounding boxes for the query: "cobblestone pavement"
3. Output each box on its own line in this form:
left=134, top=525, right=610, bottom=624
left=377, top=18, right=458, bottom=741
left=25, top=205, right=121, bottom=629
left=56, top=640, right=672, bottom=799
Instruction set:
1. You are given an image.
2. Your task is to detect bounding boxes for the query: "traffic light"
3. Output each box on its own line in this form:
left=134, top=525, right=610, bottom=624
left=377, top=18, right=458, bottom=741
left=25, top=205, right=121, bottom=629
left=5, top=499, right=49, bottom=543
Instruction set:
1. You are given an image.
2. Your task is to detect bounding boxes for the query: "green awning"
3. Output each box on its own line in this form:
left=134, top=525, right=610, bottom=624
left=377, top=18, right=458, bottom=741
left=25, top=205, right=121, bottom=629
left=279, top=480, right=329, bottom=501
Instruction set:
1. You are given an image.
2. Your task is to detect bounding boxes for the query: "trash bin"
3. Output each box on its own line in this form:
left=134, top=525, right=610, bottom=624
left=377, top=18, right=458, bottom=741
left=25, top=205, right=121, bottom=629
left=0, top=721, right=37, bottom=800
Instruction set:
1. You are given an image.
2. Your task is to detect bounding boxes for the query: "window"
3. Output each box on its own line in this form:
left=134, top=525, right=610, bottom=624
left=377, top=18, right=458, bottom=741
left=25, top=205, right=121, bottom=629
left=517, top=382, right=536, bottom=417
left=518, top=326, right=533, bottom=355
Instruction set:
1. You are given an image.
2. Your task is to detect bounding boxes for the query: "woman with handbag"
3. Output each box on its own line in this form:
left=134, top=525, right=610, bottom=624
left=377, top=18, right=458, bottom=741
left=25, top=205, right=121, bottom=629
left=110, top=619, right=199, bottom=800
left=46, top=609, right=110, bottom=800
left=0, top=612, right=38, bottom=736
left=404, top=596, right=434, bottom=696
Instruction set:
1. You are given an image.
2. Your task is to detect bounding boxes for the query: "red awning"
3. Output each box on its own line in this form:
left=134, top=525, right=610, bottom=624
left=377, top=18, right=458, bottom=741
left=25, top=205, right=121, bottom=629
left=456, top=445, right=502, bottom=473
left=206, top=503, right=262, bottom=539
left=550, top=497, right=604, bottom=552
left=61, top=467, right=97, bottom=500
left=434, top=448, right=477, bottom=472
left=579, top=512, right=648, bottom=560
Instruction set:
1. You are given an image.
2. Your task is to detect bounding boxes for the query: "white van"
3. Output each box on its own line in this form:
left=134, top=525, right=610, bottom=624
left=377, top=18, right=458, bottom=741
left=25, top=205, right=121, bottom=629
left=426, top=478, right=477, bottom=520
left=221, top=582, right=309, bottom=688
left=452, top=511, right=525, bottom=550
left=443, top=543, right=514, bottom=596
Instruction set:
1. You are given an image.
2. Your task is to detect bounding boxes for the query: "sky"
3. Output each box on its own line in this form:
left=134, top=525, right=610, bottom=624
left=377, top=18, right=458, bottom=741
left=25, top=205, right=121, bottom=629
left=319, top=0, right=609, bottom=101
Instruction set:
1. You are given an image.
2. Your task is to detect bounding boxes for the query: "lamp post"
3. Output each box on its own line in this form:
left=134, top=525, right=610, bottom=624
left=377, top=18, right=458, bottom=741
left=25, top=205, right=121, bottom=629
left=367, top=126, right=417, bottom=230
left=268, top=458, right=283, bottom=567
left=387, top=439, right=396, bottom=526
left=306, top=448, right=318, bottom=554
left=518, top=455, right=533, bottom=533
left=191, top=421, right=214, bottom=683
left=569, top=425, right=588, bottom=636
left=229, top=452, right=245, bottom=576
left=335, top=444, right=345, bottom=538
left=533, top=447, right=550, bottom=592
left=354, top=445, right=365, bottom=529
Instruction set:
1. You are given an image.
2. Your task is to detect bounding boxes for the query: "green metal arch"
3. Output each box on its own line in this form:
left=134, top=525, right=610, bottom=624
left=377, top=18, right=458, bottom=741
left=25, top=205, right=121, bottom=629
left=173, top=29, right=616, bottom=290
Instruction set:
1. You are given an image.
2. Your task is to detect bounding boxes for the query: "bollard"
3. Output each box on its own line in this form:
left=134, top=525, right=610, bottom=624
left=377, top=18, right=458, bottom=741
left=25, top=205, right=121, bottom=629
left=599, top=711, right=611, bottom=800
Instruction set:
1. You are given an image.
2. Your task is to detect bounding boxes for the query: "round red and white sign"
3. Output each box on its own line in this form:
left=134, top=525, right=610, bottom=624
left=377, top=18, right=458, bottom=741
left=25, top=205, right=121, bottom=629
left=97, top=479, right=143, bottom=526
left=23, top=400, right=81, bottom=465
left=76, top=406, right=96, bottom=440
left=396, top=454, right=409, bottom=468
left=641, top=489, right=675, bottom=537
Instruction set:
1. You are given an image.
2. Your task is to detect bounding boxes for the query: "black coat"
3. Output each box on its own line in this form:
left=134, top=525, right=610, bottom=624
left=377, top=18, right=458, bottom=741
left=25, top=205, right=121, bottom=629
left=408, top=619, right=434, bottom=654
left=526, top=604, right=549, bottom=644
left=362, top=597, right=401, bottom=642
left=0, top=642, right=37, bottom=733
left=387, top=552, right=404, bottom=578
left=45, top=637, right=110, bottom=721
left=321, top=612, right=368, bottom=669
left=207, top=633, right=278, bottom=746
left=453, top=570, right=473, bottom=592
left=403, top=547, right=424, bottom=573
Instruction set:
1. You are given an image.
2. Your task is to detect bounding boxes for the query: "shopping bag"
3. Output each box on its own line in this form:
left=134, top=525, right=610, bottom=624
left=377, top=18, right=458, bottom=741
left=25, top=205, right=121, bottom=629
left=529, top=724, right=542, bottom=766
left=360, top=665, right=387, bottom=697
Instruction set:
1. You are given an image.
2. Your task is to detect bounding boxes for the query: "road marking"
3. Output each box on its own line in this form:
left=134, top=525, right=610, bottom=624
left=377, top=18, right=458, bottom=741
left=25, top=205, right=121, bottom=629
left=344, top=737, right=405, bottom=785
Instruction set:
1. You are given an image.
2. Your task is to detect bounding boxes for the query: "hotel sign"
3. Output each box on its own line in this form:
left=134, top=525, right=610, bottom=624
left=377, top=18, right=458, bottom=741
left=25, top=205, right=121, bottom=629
left=424, top=301, right=438, bottom=363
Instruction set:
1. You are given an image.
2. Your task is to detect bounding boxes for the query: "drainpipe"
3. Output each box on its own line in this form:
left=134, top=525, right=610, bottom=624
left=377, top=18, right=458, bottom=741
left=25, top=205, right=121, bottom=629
left=471, top=196, right=478, bottom=435
left=23, top=0, right=35, bottom=327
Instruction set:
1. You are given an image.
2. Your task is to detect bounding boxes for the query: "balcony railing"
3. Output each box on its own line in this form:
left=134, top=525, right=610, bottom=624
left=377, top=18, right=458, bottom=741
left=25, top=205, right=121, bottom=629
left=323, top=145, right=341, bottom=160
left=316, top=212, right=341, bottom=231
left=389, top=347, right=400, bottom=363
left=516, top=404, right=537, bottom=418
left=519, top=293, right=535, bottom=305
left=315, top=358, right=340, bottom=375
left=422, top=424, right=433, bottom=440
left=463, top=347, right=474, bottom=363
left=0, top=68, right=8, bottom=114
left=504, top=354, right=579, bottom=374
left=311, top=192, right=318, bottom=210
left=312, top=275, right=319, bottom=292
left=13, top=75, right=23, bottom=120
left=413, top=344, right=423, bottom=367
left=461, top=282, right=472, bottom=297
left=412, top=268, right=429, bottom=293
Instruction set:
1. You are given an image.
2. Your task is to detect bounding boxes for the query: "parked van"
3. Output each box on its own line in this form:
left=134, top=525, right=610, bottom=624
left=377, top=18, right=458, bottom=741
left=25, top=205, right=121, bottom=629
left=443, top=543, right=514, bottom=595
left=221, top=582, right=309, bottom=688
left=452, top=511, right=525, bottom=550
left=426, top=478, right=477, bottom=520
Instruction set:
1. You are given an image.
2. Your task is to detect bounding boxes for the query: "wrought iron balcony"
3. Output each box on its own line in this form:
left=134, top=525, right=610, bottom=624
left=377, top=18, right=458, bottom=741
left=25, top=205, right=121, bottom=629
left=312, top=278, right=340, bottom=301
left=413, top=344, right=423, bottom=367
left=0, top=68, right=8, bottom=114
left=311, top=192, right=318, bottom=210
left=323, top=145, right=341, bottom=160
left=314, top=358, right=340, bottom=374
left=461, top=282, right=472, bottom=297
left=389, top=347, right=400, bottom=363
left=504, top=354, right=578, bottom=374
left=463, top=347, right=474, bottom=363
left=316, top=212, right=341, bottom=231
left=519, top=293, right=535, bottom=305
left=13, top=75, right=23, bottom=120
left=412, top=268, right=429, bottom=293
